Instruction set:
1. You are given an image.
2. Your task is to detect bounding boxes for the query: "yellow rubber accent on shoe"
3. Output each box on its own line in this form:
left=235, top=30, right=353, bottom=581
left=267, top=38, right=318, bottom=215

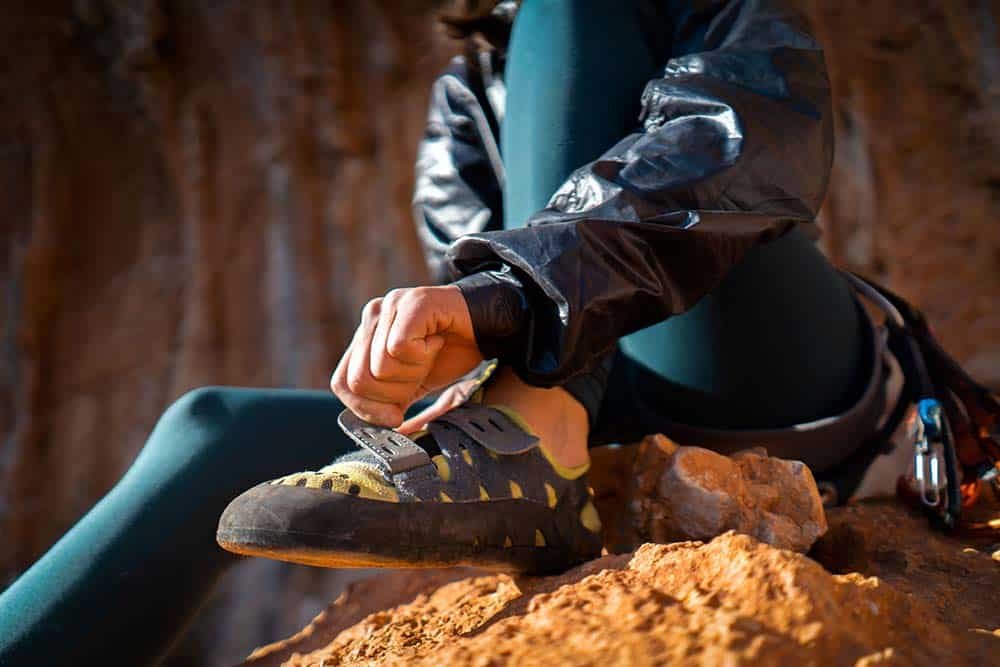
left=479, top=485, right=490, bottom=500
left=544, top=483, right=558, bottom=508
left=467, top=360, right=497, bottom=404
left=469, top=387, right=486, bottom=404
left=304, top=475, right=328, bottom=490
left=537, top=445, right=590, bottom=481
left=489, top=404, right=590, bottom=480
left=278, top=462, right=400, bottom=503
left=439, top=491, right=453, bottom=503
left=580, top=501, right=602, bottom=533
left=504, top=536, right=513, bottom=548
left=534, top=529, right=546, bottom=547
left=433, top=455, right=451, bottom=482
left=509, top=480, right=523, bottom=498
left=462, top=449, right=473, bottom=466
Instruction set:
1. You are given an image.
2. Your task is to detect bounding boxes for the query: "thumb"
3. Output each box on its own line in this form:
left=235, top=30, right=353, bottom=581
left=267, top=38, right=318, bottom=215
left=397, top=375, right=475, bottom=434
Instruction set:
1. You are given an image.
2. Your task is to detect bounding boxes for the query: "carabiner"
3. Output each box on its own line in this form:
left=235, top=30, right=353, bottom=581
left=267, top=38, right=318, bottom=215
left=905, top=399, right=947, bottom=507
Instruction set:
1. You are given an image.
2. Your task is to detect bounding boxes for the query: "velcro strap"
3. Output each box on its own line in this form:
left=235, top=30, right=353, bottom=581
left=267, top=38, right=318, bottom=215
left=435, top=404, right=539, bottom=455
left=337, top=410, right=432, bottom=475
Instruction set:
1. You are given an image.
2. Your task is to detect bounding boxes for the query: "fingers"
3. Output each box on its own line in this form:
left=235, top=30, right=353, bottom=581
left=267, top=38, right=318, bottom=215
left=346, top=300, right=413, bottom=404
left=386, top=294, right=441, bottom=365
left=396, top=400, right=443, bottom=435
left=331, top=329, right=405, bottom=426
left=397, top=379, right=473, bottom=434
left=331, top=361, right=405, bottom=426
left=331, top=299, right=406, bottom=425
left=369, top=290, right=429, bottom=383
left=331, top=287, right=464, bottom=427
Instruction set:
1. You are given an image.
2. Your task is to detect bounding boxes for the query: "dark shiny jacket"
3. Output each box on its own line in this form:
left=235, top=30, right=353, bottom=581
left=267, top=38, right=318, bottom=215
left=412, top=0, right=833, bottom=386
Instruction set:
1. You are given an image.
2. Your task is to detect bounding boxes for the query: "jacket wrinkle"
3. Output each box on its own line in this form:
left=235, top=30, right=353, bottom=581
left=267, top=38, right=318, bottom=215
left=412, top=0, right=833, bottom=386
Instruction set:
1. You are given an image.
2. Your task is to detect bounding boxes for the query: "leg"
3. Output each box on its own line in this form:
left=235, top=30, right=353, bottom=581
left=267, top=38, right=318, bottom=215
left=502, top=0, right=659, bottom=229
left=484, top=0, right=663, bottom=468
left=484, top=366, right=590, bottom=468
left=0, top=387, right=353, bottom=666
left=500, top=0, right=870, bottom=466
left=207, top=0, right=868, bottom=581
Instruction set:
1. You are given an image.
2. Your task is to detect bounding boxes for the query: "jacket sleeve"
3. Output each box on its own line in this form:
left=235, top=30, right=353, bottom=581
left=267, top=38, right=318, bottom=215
left=449, top=0, right=834, bottom=386
left=412, top=56, right=505, bottom=285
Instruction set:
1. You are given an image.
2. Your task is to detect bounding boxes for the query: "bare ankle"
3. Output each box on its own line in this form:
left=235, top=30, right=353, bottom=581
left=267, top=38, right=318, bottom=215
left=482, top=367, right=591, bottom=469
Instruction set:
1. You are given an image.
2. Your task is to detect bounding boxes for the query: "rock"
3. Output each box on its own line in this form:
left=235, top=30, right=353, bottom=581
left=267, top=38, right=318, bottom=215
left=243, top=569, right=477, bottom=667
left=810, top=502, right=1000, bottom=636
left=618, top=435, right=828, bottom=553
left=587, top=442, right=640, bottom=553
left=244, top=502, right=1000, bottom=667
left=800, top=0, right=1000, bottom=386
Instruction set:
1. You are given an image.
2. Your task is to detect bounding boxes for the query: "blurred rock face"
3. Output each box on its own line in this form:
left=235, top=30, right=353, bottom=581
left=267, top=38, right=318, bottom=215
left=1, top=0, right=998, bottom=663
left=0, top=1, right=452, bottom=661
left=803, top=0, right=1000, bottom=385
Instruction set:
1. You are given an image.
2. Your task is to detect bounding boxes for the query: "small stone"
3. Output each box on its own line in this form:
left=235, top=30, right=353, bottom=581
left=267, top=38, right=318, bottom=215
left=625, top=436, right=827, bottom=553
left=650, top=433, right=680, bottom=456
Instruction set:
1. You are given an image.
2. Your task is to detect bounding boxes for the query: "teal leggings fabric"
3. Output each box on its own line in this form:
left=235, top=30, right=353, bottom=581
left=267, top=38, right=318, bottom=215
left=0, top=389, right=357, bottom=664
left=503, top=0, right=868, bottom=430
left=0, top=1, right=868, bottom=664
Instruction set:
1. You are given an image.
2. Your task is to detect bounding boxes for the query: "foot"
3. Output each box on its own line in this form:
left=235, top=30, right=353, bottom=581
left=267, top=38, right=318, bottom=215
left=216, top=401, right=603, bottom=574
left=480, top=366, right=591, bottom=468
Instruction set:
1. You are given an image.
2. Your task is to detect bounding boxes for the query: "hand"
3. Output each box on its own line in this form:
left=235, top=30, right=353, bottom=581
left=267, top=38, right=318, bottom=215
left=331, top=285, right=483, bottom=427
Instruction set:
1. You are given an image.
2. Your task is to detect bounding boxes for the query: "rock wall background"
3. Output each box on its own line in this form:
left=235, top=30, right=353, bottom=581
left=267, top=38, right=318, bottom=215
left=806, top=0, right=1000, bottom=383
left=1, top=1, right=997, bottom=664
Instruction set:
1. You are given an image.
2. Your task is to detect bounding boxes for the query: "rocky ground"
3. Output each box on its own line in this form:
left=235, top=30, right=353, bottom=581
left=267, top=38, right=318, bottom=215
left=238, top=440, right=1000, bottom=667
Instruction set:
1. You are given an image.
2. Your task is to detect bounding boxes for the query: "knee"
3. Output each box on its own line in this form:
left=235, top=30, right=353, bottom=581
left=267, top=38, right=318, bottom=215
left=162, top=385, right=234, bottom=425
left=146, top=386, right=239, bottom=459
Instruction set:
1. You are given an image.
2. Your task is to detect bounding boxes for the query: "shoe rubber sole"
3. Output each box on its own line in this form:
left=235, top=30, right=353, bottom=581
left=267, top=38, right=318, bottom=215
left=216, top=483, right=596, bottom=574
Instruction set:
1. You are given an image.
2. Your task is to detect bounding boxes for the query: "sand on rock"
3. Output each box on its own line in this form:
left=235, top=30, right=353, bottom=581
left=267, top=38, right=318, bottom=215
left=244, top=501, right=999, bottom=667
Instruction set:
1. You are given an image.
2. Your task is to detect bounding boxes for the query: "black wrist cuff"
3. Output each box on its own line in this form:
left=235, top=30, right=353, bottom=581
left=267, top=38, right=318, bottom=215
left=453, top=267, right=529, bottom=361
left=561, top=349, right=614, bottom=429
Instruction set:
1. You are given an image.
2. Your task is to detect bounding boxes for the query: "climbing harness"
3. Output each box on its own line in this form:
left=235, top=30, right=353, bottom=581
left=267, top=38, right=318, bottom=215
left=844, top=272, right=1000, bottom=535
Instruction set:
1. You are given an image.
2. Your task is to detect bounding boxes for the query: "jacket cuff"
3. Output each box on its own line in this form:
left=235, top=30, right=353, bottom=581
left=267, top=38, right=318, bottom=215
left=453, top=267, right=529, bottom=360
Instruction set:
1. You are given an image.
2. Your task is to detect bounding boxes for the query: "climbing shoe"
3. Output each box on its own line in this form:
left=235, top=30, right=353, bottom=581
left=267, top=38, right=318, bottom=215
left=216, top=404, right=604, bottom=574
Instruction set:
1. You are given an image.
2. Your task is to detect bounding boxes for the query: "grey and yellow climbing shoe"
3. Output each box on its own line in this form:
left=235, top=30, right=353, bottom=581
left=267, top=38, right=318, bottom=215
left=216, top=404, right=603, bottom=574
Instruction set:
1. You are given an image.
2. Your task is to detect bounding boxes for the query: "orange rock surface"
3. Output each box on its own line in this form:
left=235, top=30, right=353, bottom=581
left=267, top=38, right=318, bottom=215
left=245, top=501, right=999, bottom=667
left=626, top=437, right=828, bottom=553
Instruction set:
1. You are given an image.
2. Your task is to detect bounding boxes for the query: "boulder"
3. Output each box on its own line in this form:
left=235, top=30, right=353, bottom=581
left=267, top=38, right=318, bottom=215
left=592, top=436, right=827, bottom=554
left=627, top=436, right=828, bottom=553
left=243, top=502, right=1000, bottom=667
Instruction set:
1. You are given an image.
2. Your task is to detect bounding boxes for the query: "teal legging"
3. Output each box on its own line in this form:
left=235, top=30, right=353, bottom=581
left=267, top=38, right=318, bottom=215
left=503, top=0, right=867, bottom=429
left=0, top=1, right=868, bottom=664
left=0, top=389, right=357, bottom=664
